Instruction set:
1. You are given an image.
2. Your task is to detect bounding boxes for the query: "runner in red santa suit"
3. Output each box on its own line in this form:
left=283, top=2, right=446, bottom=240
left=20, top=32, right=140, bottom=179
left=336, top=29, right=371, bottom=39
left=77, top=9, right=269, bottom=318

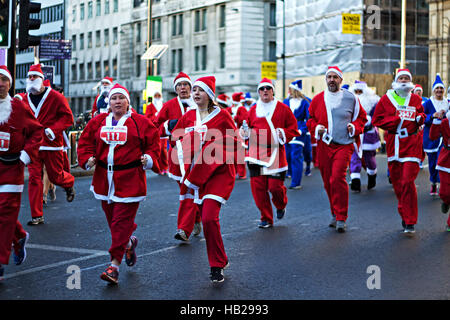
left=23, top=64, right=75, bottom=226
left=156, top=72, right=202, bottom=242
left=372, top=69, right=426, bottom=235
left=429, top=109, right=450, bottom=232
left=77, top=83, right=160, bottom=284
left=145, top=91, right=168, bottom=174
left=307, top=66, right=367, bottom=233
left=241, top=78, right=299, bottom=228
left=229, top=92, right=249, bottom=179
left=91, top=77, right=114, bottom=117
left=0, top=66, right=43, bottom=281
left=171, top=76, right=237, bottom=283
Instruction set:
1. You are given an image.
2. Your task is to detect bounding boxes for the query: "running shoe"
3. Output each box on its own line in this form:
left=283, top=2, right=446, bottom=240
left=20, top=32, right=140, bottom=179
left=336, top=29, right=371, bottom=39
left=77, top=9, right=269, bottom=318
left=350, top=178, right=361, bottom=193
left=13, top=232, right=29, bottom=265
left=305, top=167, right=312, bottom=177
left=430, top=184, right=438, bottom=196
left=446, top=225, right=450, bottom=232
left=48, top=187, right=56, bottom=201
left=210, top=267, right=224, bottom=283
left=100, top=266, right=119, bottom=284
left=367, top=174, right=377, bottom=190
left=65, top=187, right=75, bottom=202
left=441, top=202, right=449, bottom=214
left=0, top=265, right=4, bottom=281
left=336, top=220, right=346, bottom=233
left=193, top=222, right=202, bottom=236
left=27, top=216, right=44, bottom=226
left=258, top=221, right=273, bottom=229
left=125, top=236, right=138, bottom=267
left=329, top=215, right=337, bottom=228
left=174, top=229, right=188, bottom=241
left=276, top=208, right=286, bottom=220
left=403, top=224, right=415, bottom=235
left=288, top=185, right=302, bottom=190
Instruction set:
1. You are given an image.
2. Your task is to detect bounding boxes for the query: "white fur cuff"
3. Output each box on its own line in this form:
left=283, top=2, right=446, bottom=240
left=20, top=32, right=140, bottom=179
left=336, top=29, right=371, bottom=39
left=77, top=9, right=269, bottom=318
left=142, top=154, right=153, bottom=170
left=348, top=123, right=356, bottom=137
left=20, top=150, right=31, bottom=166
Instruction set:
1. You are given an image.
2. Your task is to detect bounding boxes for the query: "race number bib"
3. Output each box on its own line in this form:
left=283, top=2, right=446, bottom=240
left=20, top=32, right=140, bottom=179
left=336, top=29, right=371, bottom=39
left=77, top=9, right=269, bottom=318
left=396, top=106, right=416, bottom=121
left=0, top=132, right=10, bottom=151
left=100, top=126, right=128, bottom=145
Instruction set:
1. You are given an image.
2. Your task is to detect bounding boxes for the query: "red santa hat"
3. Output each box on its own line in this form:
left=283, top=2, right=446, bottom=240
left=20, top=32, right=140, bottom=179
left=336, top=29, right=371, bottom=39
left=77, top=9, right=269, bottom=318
left=413, top=84, right=423, bottom=93
left=108, top=83, right=130, bottom=103
left=43, top=79, right=51, bottom=87
left=325, top=66, right=343, bottom=79
left=257, top=78, right=274, bottom=91
left=193, top=76, right=216, bottom=100
left=173, top=72, right=192, bottom=91
left=216, top=93, right=229, bottom=105
left=0, top=65, right=12, bottom=84
left=28, top=64, right=44, bottom=78
left=232, top=92, right=244, bottom=105
left=102, top=76, right=114, bottom=85
left=395, top=68, right=412, bottom=82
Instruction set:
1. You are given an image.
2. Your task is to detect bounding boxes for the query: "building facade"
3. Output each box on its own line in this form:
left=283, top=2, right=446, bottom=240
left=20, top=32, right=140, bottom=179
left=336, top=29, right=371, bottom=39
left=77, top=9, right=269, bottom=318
left=67, top=0, right=277, bottom=115
left=15, top=0, right=66, bottom=93
left=428, top=0, right=450, bottom=93
left=275, top=0, right=429, bottom=98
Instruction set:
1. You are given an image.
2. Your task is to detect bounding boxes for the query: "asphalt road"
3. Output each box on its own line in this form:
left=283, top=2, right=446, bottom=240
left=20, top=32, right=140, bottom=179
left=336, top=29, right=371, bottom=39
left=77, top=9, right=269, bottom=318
left=0, top=154, right=449, bottom=301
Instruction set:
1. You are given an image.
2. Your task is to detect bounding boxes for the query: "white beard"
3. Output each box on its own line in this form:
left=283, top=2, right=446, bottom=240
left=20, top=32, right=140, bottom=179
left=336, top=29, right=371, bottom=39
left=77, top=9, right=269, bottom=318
left=0, top=96, right=12, bottom=125
left=180, top=96, right=197, bottom=108
left=255, top=99, right=276, bottom=118
left=100, top=85, right=111, bottom=95
left=153, top=98, right=163, bottom=112
left=356, top=93, right=380, bottom=113
left=26, top=78, right=43, bottom=94
left=392, top=81, right=414, bottom=97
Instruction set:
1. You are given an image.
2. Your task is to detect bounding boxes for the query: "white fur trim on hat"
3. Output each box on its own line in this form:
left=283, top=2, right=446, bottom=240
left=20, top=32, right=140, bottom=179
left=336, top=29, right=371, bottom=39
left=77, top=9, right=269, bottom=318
left=395, top=70, right=412, bottom=82
left=193, top=81, right=215, bottom=100
left=257, top=81, right=274, bottom=91
left=0, top=69, right=12, bottom=83
left=108, top=87, right=130, bottom=103
left=174, top=77, right=192, bottom=91
left=325, top=68, right=343, bottom=79
left=28, top=71, right=44, bottom=78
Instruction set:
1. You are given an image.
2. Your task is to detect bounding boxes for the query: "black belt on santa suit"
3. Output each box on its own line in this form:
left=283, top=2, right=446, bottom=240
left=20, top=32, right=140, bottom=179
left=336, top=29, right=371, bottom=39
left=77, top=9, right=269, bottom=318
left=97, top=159, right=142, bottom=171
left=388, top=128, right=419, bottom=138
left=0, top=153, right=21, bottom=165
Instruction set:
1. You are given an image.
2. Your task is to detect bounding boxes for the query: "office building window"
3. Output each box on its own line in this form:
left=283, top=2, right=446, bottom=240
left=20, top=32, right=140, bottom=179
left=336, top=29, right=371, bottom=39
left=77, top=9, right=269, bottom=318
left=136, top=23, right=141, bottom=42
left=194, top=46, right=200, bottom=71
left=201, top=45, right=207, bottom=70
left=202, top=9, right=207, bottom=31
left=88, top=1, right=93, bottom=18
left=96, top=0, right=101, bottom=16
left=87, top=62, right=93, bottom=79
left=269, top=3, right=276, bottom=27
left=194, top=10, right=200, bottom=32
left=171, top=49, right=177, bottom=74
left=219, top=42, right=225, bottom=68
left=105, top=0, right=110, bottom=14
left=79, top=63, right=85, bottom=80
left=269, top=41, right=276, bottom=61
left=194, top=45, right=207, bottom=71
left=178, top=15, right=183, bottom=35
left=152, top=18, right=161, bottom=40
left=96, top=30, right=101, bottom=47
left=80, top=33, right=84, bottom=49
left=104, top=29, right=109, bottom=46
left=71, top=64, right=77, bottom=81
left=112, top=58, right=117, bottom=77
left=95, top=61, right=101, bottom=78
left=72, top=35, right=76, bottom=51
left=178, top=49, right=183, bottom=71
left=136, top=55, right=141, bottom=77
left=219, top=5, right=225, bottom=28
left=113, top=27, right=118, bottom=44
left=88, top=32, right=92, bottom=48
left=72, top=5, right=76, bottom=22
left=104, top=60, right=110, bottom=76
left=113, top=0, right=118, bottom=12
left=80, top=3, right=85, bottom=20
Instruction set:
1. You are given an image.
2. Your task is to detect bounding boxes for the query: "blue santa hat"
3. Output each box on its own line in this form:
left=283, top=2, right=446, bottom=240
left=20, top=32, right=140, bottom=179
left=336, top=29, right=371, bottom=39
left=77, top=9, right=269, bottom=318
left=244, top=92, right=253, bottom=101
left=432, top=74, right=445, bottom=91
left=289, top=79, right=303, bottom=92
left=341, top=84, right=350, bottom=90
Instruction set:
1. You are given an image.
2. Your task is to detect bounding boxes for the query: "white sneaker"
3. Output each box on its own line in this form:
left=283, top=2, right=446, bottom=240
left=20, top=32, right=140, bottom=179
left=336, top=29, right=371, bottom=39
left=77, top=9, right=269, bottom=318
left=329, top=216, right=337, bottom=228
left=193, top=222, right=202, bottom=236
left=336, top=220, right=346, bottom=233
left=174, top=229, right=188, bottom=241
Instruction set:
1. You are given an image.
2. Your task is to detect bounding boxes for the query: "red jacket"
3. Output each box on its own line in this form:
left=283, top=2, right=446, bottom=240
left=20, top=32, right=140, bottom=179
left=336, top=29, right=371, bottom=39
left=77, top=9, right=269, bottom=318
left=23, top=88, right=74, bottom=151
left=171, top=107, right=237, bottom=204
left=0, top=97, right=43, bottom=192
left=372, top=90, right=425, bottom=163
left=307, top=90, right=367, bottom=156
left=77, top=111, right=160, bottom=202
left=430, top=117, right=450, bottom=172
left=245, top=100, right=299, bottom=174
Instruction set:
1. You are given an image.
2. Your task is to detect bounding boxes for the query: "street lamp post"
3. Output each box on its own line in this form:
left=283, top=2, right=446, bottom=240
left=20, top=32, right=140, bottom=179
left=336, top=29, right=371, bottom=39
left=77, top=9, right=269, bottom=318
left=147, top=0, right=152, bottom=77
left=399, top=0, right=406, bottom=69
left=282, top=0, right=286, bottom=98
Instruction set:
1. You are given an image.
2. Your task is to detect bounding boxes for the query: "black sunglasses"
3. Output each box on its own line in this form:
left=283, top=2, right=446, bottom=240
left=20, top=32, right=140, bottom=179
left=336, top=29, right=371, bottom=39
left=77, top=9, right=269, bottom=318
left=259, top=86, right=273, bottom=91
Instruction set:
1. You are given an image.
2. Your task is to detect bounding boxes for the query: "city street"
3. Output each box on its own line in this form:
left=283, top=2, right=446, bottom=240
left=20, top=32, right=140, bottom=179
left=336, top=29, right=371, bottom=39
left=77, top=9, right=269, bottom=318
left=0, top=155, right=449, bottom=301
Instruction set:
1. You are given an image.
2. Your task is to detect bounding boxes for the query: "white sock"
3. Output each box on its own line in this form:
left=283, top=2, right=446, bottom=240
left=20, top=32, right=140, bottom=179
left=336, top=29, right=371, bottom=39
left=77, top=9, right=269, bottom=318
left=110, top=263, right=119, bottom=270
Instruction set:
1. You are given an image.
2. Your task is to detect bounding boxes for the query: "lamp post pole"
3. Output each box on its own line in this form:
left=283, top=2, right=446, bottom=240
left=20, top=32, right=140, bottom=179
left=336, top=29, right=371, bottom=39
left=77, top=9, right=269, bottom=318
left=399, top=0, right=406, bottom=69
left=282, top=0, right=286, bottom=98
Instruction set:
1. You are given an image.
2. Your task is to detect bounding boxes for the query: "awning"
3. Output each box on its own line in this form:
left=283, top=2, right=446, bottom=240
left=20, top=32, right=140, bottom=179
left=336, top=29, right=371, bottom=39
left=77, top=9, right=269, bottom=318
left=141, top=45, right=169, bottom=60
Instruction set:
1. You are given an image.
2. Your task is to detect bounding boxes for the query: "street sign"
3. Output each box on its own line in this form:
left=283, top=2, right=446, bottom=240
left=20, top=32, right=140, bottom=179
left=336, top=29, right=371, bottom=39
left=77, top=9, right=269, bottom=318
left=342, top=13, right=361, bottom=34
left=41, top=65, right=55, bottom=86
left=261, top=62, right=277, bottom=80
left=39, top=39, right=72, bottom=60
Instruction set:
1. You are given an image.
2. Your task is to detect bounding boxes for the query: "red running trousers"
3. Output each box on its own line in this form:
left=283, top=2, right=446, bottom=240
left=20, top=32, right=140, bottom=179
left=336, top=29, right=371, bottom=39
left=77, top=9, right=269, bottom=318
left=317, top=142, right=354, bottom=222
left=250, top=175, right=287, bottom=225
left=388, top=161, right=420, bottom=225
left=177, top=182, right=201, bottom=238
left=438, top=170, right=450, bottom=227
left=201, top=199, right=227, bottom=268
left=0, top=193, right=22, bottom=265
left=28, top=150, right=75, bottom=218
left=101, top=201, right=139, bottom=263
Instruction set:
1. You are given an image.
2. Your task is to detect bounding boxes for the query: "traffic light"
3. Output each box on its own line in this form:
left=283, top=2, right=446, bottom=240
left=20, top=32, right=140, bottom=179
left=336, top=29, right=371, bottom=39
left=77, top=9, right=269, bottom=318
left=19, top=0, right=41, bottom=50
left=0, top=0, right=12, bottom=48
